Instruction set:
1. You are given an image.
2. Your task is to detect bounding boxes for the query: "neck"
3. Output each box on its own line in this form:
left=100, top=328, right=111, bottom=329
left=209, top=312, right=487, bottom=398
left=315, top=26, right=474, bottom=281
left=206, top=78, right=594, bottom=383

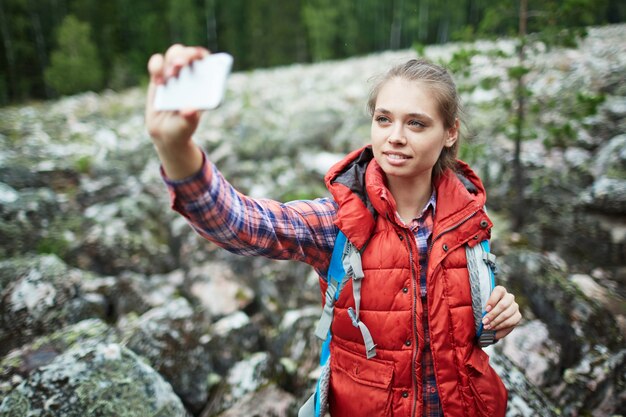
left=387, top=172, right=434, bottom=222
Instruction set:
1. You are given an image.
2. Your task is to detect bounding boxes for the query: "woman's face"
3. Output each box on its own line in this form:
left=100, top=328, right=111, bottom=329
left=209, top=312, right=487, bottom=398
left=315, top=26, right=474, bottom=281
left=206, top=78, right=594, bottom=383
left=370, top=77, right=458, bottom=184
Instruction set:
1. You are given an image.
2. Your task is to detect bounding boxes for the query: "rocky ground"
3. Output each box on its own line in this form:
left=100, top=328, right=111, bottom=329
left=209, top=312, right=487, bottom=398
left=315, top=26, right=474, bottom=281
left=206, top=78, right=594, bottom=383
left=0, top=24, right=625, bottom=416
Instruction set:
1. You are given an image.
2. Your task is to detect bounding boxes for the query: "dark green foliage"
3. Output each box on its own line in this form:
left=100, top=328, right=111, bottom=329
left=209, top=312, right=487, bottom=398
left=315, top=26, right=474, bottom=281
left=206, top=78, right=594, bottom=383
left=0, top=0, right=623, bottom=104
left=44, top=15, right=103, bottom=96
left=445, top=48, right=479, bottom=77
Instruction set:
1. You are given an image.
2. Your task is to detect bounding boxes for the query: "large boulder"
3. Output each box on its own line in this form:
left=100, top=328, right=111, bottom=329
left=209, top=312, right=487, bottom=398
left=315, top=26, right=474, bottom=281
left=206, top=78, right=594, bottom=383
left=120, top=297, right=213, bottom=414
left=0, top=255, right=106, bottom=356
left=200, top=352, right=291, bottom=417
left=72, top=191, right=176, bottom=275
left=0, top=319, right=117, bottom=403
left=0, top=343, right=189, bottom=417
left=501, top=250, right=625, bottom=415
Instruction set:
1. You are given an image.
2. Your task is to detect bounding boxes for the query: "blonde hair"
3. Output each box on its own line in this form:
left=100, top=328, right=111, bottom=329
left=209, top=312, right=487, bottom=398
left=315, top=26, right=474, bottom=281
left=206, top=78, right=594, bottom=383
left=367, top=58, right=462, bottom=178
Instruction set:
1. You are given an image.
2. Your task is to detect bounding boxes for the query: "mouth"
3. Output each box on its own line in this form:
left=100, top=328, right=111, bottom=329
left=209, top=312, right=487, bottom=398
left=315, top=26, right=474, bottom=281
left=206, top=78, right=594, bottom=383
left=384, top=152, right=410, bottom=160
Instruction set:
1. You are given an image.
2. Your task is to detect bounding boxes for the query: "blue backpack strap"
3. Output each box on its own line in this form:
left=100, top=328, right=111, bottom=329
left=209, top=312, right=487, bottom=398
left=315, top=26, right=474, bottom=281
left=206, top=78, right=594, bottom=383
left=300, top=230, right=377, bottom=417
left=313, top=231, right=348, bottom=340
left=343, top=242, right=376, bottom=359
left=301, top=231, right=348, bottom=417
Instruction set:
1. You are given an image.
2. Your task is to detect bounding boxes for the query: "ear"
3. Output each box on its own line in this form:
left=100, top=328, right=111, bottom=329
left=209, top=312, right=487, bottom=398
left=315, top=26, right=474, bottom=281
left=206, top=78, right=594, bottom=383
left=444, top=118, right=460, bottom=148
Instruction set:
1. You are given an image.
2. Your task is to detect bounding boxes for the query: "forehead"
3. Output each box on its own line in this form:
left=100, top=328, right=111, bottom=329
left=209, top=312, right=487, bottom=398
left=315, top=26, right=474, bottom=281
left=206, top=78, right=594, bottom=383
left=375, top=77, right=440, bottom=118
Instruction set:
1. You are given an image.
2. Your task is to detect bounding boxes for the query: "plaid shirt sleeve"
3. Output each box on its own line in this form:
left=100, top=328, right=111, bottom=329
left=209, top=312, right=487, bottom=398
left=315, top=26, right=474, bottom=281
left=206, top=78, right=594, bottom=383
left=161, top=152, right=338, bottom=275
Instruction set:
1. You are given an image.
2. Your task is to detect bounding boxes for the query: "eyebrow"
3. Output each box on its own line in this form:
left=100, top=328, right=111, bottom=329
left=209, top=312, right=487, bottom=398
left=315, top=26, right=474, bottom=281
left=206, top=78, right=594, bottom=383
left=374, top=108, right=434, bottom=123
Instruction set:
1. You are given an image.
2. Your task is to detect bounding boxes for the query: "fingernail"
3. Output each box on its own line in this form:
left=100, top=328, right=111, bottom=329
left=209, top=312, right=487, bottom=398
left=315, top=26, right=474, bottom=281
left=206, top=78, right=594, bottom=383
left=482, top=317, right=490, bottom=325
left=484, top=323, right=491, bottom=330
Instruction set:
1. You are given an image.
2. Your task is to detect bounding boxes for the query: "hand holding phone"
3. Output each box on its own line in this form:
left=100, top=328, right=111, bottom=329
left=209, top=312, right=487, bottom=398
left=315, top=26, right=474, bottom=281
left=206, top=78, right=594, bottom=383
left=154, top=53, right=233, bottom=111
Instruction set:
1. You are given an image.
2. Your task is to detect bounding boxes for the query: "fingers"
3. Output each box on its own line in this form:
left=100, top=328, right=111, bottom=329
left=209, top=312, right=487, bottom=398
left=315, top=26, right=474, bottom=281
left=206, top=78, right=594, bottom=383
left=145, top=44, right=208, bottom=143
left=180, top=108, right=200, bottom=123
left=148, top=44, right=209, bottom=85
left=146, top=44, right=208, bottom=120
left=163, top=44, right=209, bottom=79
left=482, top=285, right=521, bottom=332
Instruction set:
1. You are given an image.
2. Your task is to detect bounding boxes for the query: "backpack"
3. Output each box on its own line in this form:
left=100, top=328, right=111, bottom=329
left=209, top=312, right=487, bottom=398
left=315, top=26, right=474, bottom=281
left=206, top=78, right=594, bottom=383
left=298, top=229, right=498, bottom=417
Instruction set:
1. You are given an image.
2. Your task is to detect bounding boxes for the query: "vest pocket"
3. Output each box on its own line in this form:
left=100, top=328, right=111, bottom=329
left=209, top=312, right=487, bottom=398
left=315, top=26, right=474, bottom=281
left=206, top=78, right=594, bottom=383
left=459, top=348, right=507, bottom=417
left=329, top=343, right=394, bottom=416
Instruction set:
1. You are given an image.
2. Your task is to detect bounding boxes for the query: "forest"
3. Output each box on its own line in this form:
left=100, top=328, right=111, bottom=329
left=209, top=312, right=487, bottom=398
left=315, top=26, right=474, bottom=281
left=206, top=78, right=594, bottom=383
left=1, top=0, right=625, bottom=105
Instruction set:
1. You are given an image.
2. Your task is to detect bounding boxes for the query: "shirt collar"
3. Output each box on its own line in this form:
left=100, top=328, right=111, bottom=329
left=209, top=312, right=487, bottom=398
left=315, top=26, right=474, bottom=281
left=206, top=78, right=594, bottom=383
left=424, top=189, right=437, bottom=218
left=395, top=189, right=437, bottom=226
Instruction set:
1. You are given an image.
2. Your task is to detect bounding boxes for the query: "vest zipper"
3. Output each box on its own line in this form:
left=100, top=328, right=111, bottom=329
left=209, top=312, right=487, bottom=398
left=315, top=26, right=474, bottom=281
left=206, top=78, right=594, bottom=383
left=404, top=229, right=419, bottom=417
left=428, top=208, right=481, bottom=255
left=424, top=207, right=481, bottom=416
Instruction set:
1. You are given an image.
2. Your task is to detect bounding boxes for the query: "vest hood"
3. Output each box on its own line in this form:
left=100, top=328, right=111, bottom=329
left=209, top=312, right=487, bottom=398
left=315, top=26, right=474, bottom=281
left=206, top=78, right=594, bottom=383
left=324, top=145, right=487, bottom=249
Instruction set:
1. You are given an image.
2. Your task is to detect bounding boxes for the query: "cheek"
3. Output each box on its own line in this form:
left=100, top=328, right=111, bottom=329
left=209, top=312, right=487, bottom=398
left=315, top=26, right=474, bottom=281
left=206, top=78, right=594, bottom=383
left=413, top=136, right=445, bottom=158
left=370, top=124, right=384, bottom=145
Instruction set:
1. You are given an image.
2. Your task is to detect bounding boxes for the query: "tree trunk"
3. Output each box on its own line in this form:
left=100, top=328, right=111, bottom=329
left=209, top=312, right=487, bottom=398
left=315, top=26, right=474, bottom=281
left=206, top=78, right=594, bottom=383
left=512, top=0, right=528, bottom=231
left=418, top=0, right=429, bottom=42
left=389, top=0, right=404, bottom=49
left=27, top=0, right=51, bottom=98
left=205, top=0, right=218, bottom=50
left=0, top=0, right=16, bottom=100
left=436, top=0, right=451, bottom=43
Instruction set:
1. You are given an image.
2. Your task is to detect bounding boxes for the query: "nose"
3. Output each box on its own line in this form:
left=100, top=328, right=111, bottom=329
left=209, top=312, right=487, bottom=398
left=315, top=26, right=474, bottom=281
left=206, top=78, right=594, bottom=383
left=388, top=122, right=406, bottom=145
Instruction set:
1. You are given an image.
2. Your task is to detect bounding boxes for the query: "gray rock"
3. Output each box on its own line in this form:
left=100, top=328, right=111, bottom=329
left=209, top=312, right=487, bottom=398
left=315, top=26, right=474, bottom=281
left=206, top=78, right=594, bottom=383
left=502, top=250, right=625, bottom=415
left=591, top=134, right=626, bottom=179
left=74, top=190, right=176, bottom=275
left=271, top=305, right=322, bottom=389
left=487, top=349, right=559, bottom=417
left=564, top=147, right=592, bottom=171
left=0, top=342, right=189, bottom=417
left=498, top=320, right=561, bottom=387
left=0, top=183, right=18, bottom=204
left=581, top=177, right=626, bottom=214
left=0, top=188, right=66, bottom=259
left=201, top=352, right=288, bottom=417
left=602, top=96, right=626, bottom=124
left=207, top=311, right=262, bottom=375
left=185, top=261, right=255, bottom=318
left=120, top=297, right=212, bottom=414
left=0, top=255, right=106, bottom=356
left=503, top=250, right=622, bottom=363
left=215, top=385, right=297, bottom=417
left=554, top=346, right=626, bottom=417
left=0, top=319, right=117, bottom=403
left=0, top=166, right=44, bottom=190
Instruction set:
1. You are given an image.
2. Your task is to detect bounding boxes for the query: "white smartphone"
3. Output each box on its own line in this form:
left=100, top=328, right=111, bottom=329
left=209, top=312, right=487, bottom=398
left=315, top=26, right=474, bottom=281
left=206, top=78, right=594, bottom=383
left=154, top=52, right=233, bottom=111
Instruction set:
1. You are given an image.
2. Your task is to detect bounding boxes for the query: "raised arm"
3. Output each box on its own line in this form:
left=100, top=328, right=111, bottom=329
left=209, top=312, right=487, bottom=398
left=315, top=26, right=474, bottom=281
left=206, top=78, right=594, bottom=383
left=145, top=44, right=207, bottom=180
left=146, top=45, right=338, bottom=274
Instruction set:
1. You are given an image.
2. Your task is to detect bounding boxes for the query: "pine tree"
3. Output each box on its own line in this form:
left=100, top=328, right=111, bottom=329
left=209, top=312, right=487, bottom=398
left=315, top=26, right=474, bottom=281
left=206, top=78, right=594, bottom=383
left=44, top=15, right=103, bottom=96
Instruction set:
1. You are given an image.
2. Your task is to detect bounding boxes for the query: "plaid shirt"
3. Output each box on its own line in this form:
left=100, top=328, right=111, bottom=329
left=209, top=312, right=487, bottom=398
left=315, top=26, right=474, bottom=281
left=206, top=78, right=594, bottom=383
left=163, top=153, right=338, bottom=277
left=402, top=195, right=443, bottom=417
left=163, top=154, right=442, bottom=416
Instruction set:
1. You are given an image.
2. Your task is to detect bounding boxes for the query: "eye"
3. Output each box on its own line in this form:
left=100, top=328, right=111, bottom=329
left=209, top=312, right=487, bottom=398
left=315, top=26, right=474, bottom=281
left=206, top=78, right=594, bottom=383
left=375, top=115, right=391, bottom=124
left=408, top=119, right=425, bottom=128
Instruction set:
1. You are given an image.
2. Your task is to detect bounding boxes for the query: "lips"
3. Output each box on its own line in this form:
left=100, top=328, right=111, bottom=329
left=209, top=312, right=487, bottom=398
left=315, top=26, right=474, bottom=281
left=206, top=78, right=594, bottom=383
left=384, top=152, right=410, bottom=160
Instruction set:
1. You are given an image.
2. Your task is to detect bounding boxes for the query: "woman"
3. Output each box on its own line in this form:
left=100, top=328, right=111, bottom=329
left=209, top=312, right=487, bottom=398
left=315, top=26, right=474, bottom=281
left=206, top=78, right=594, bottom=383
left=145, top=45, right=521, bottom=417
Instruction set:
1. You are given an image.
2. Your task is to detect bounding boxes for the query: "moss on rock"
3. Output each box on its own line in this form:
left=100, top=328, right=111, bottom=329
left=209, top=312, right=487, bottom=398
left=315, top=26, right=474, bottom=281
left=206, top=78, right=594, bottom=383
left=0, top=343, right=189, bottom=417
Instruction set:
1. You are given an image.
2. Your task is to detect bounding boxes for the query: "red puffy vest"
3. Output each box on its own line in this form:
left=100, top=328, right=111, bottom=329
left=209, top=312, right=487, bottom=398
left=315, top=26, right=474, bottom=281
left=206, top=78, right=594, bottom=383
left=321, top=146, right=507, bottom=417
